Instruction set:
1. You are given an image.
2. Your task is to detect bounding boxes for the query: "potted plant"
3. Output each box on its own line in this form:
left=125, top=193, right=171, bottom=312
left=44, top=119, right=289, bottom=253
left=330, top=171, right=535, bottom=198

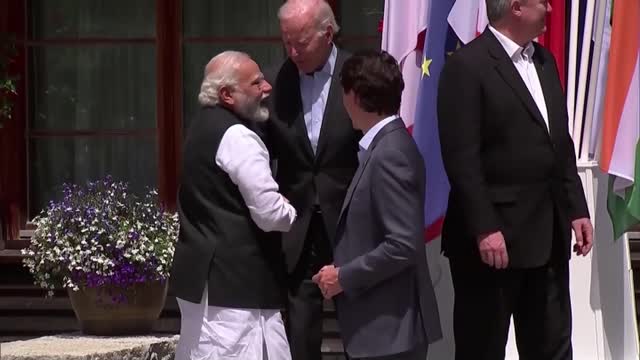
left=22, top=176, right=179, bottom=335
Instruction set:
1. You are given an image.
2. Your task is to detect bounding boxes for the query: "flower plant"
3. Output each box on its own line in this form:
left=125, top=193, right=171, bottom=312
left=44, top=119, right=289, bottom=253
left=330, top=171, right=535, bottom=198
left=22, top=177, right=179, bottom=300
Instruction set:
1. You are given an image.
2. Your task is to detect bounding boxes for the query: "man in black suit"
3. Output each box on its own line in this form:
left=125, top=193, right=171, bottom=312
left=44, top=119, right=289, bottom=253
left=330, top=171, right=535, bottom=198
left=437, top=1, right=594, bottom=359
left=265, top=0, right=361, bottom=359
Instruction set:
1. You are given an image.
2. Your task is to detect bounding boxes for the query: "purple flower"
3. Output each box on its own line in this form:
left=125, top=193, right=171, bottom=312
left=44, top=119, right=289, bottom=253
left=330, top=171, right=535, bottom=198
left=23, top=176, right=179, bottom=301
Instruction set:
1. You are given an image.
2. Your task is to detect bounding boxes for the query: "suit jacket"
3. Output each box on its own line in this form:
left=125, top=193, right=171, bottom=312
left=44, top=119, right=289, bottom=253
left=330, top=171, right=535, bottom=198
left=332, top=119, right=442, bottom=358
left=265, top=48, right=361, bottom=272
left=437, top=29, right=589, bottom=268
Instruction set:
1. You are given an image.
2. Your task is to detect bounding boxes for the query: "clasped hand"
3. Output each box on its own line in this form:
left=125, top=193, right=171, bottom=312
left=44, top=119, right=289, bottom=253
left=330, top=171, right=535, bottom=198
left=311, top=265, right=343, bottom=299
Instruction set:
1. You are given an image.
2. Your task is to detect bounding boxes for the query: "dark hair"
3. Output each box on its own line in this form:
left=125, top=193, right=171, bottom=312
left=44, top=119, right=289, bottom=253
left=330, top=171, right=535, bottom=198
left=340, top=50, right=404, bottom=116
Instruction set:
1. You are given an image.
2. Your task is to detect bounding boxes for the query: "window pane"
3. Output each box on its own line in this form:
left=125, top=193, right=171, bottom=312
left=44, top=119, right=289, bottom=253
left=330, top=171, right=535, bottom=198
left=29, top=136, right=158, bottom=218
left=339, top=39, right=382, bottom=53
left=30, top=0, right=156, bottom=39
left=31, top=45, right=156, bottom=130
left=183, top=0, right=282, bottom=38
left=182, top=43, right=285, bottom=130
left=338, top=0, right=384, bottom=37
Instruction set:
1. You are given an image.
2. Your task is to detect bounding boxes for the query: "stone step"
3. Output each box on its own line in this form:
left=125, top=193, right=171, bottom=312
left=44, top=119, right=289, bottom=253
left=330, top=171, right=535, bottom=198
left=321, top=337, right=346, bottom=357
left=0, top=315, right=338, bottom=338
left=0, top=295, right=180, bottom=315
left=0, top=336, right=35, bottom=343
left=0, top=282, right=344, bottom=355
left=1, top=334, right=345, bottom=359
left=1, top=334, right=179, bottom=360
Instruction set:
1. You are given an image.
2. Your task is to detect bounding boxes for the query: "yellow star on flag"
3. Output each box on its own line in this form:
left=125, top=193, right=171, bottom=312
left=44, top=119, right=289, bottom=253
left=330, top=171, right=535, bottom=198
left=421, top=57, right=432, bottom=78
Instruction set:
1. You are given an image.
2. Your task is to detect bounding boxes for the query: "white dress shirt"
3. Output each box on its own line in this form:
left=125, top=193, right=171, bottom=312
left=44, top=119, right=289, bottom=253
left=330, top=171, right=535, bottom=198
left=489, top=26, right=549, bottom=131
left=174, top=124, right=296, bottom=360
left=300, top=45, right=337, bottom=154
left=215, top=124, right=296, bottom=232
left=359, top=115, right=399, bottom=152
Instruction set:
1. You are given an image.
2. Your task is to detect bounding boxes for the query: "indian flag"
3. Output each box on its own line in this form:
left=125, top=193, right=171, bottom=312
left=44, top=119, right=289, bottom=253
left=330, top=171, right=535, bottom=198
left=600, top=0, right=640, bottom=239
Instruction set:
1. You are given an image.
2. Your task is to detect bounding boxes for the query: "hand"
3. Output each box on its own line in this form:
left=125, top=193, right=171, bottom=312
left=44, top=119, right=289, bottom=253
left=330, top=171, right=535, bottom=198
left=477, top=231, right=509, bottom=269
left=572, top=217, right=593, bottom=256
left=311, top=265, right=343, bottom=299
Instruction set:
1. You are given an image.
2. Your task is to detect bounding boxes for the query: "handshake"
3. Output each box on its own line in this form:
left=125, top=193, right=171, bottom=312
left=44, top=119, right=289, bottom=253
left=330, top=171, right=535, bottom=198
left=311, top=265, right=343, bottom=299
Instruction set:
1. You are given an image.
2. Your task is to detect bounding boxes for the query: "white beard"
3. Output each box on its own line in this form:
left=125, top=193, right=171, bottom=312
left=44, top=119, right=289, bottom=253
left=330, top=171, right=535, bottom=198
left=236, top=93, right=270, bottom=122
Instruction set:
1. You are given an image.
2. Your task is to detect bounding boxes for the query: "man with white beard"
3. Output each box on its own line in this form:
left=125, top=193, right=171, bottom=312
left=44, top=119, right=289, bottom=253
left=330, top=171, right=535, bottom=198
left=169, top=51, right=297, bottom=360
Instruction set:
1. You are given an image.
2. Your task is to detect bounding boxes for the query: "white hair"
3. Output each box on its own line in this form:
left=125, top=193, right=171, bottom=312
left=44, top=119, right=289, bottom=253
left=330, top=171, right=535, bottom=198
left=486, top=0, right=528, bottom=23
left=198, top=51, right=251, bottom=107
left=278, top=0, right=340, bottom=34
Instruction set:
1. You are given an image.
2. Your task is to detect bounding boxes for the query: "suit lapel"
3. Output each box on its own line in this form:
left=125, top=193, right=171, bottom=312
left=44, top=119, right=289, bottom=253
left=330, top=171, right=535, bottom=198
left=338, top=149, right=370, bottom=220
left=336, top=119, right=405, bottom=232
left=295, top=110, right=315, bottom=161
left=315, top=49, right=346, bottom=161
left=533, top=48, right=556, bottom=139
left=281, top=61, right=315, bottom=161
left=485, top=31, right=548, bottom=133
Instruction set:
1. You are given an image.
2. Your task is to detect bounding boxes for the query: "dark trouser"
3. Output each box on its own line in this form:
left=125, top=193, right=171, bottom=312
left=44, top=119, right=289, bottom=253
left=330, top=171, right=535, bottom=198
left=350, top=344, right=428, bottom=360
left=450, top=256, right=572, bottom=360
left=286, top=208, right=333, bottom=360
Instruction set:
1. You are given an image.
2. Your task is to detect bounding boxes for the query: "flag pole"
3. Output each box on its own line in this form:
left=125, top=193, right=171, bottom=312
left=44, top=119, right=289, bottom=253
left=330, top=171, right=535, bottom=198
left=572, top=0, right=597, bottom=158
left=581, top=0, right=609, bottom=162
left=567, top=0, right=580, bottom=135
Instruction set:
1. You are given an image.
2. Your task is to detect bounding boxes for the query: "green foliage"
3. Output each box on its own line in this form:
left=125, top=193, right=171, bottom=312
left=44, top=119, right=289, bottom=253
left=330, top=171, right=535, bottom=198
left=0, top=32, right=17, bottom=123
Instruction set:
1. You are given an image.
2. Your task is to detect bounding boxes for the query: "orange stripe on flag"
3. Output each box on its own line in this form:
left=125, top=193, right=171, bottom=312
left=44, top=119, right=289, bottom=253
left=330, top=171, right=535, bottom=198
left=601, top=0, right=640, bottom=172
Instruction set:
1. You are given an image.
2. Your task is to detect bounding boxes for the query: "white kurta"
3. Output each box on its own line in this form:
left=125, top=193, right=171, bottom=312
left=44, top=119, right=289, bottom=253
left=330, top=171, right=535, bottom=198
left=175, top=287, right=291, bottom=360
left=174, top=123, right=295, bottom=359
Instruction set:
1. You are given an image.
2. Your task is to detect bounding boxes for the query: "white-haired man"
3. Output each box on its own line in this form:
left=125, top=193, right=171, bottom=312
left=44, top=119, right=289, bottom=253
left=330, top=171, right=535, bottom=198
left=437, top=0, right=593, bottom=359
left=264, top=2, right=361, bottom=358
left=169, top=51, right=297, bottom=360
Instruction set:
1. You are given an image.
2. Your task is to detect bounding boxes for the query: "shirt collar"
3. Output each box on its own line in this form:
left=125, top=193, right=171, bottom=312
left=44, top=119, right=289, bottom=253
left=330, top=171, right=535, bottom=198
left=359, top=115, right=399, bottom=151
left=300, top=44, right=337, bottom=77
left=488, top=25, right=535, bottom=61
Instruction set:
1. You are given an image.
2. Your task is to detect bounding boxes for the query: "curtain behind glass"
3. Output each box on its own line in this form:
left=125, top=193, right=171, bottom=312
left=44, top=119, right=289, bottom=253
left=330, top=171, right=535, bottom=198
left=184, top=0, right=281, bottom=38
left=31, top=46, right=156, bottom=130
left=182, top=0, right=285, bottom=130
left=30, top=0, right=155, bottom=39
left=338, top=0, right=383, bottom=52
left=28, top=1, right=157, bottom=218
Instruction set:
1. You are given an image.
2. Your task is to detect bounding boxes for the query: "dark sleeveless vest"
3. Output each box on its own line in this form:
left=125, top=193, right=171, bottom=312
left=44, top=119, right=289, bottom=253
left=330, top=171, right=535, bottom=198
left=169, top=105, right=286, bottom=309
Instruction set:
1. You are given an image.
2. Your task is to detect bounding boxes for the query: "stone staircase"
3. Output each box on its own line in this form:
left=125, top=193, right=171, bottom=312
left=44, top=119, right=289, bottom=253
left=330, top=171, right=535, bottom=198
left=7, top=230, right=640, bottom=358
left=321, top=301, right=346, bottom=360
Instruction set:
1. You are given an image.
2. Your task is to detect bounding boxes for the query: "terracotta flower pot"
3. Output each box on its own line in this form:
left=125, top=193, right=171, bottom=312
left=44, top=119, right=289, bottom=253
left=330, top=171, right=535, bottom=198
left=67, top=280, right=168, bottom=336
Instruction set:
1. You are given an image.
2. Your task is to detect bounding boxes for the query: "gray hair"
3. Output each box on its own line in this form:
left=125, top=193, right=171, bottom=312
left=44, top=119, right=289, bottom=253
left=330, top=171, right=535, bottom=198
left=278, top=0, right=340, bottom=34
left=198, top=51, right=251, bottom=107
left=486, top=0, right=520, bottom=23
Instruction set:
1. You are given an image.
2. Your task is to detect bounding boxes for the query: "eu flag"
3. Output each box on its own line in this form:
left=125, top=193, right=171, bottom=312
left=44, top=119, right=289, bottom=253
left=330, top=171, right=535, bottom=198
left=412, top=0, right=458, bottom=240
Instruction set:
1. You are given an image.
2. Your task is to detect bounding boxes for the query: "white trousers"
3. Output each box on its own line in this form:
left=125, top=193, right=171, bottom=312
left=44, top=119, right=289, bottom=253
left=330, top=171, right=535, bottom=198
left=175, top=286, right=291, bottom=360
